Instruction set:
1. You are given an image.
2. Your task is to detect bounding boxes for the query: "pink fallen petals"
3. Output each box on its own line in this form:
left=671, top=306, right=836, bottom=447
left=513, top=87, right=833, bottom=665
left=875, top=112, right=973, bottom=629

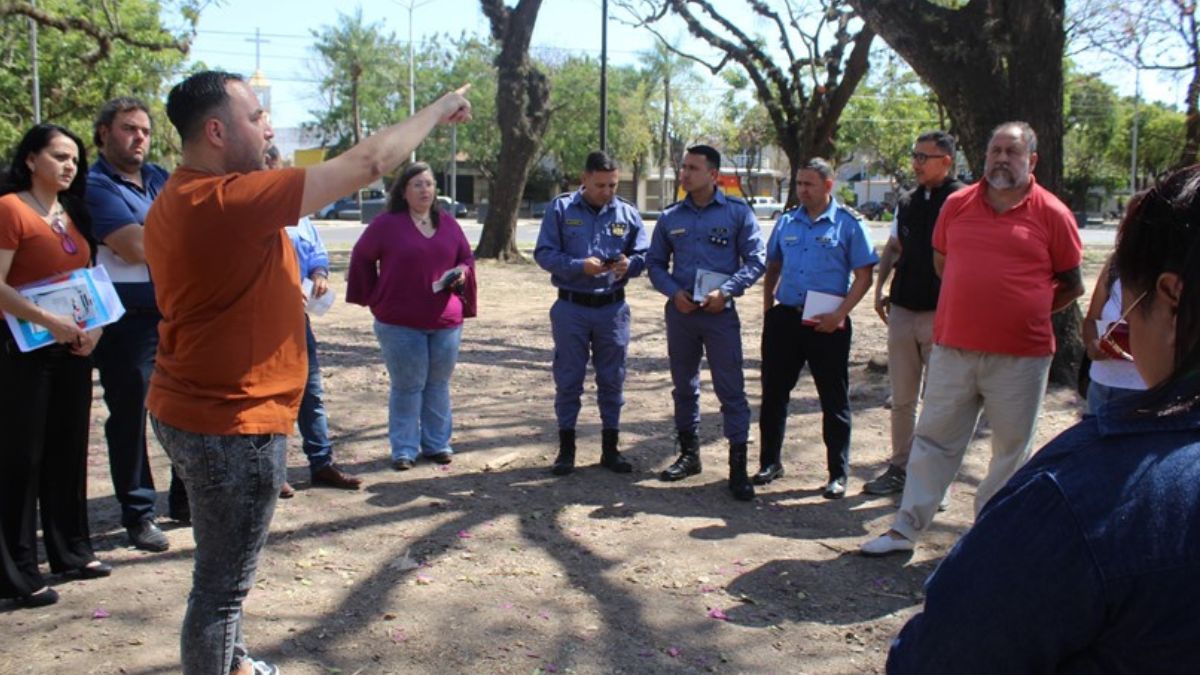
left=544, top=665, right=559, bottom=673
left=707, top=607, right=729, bottom=621
left=538, top=610, right=551, bottom=620
left=699, top=585, right=717, bottom=593
left=500, top=602, right=514, bottom=610
left=415, top=574, right=434, bottom=585
left=666, top=646, right=682, bottom=658
left=91, top=608, right=110, bottom=620
left=457, top=530, right=473, bottom=539
left=637, top=649, right=656, bottom=658
left=391, top=628, right=408, bottom=643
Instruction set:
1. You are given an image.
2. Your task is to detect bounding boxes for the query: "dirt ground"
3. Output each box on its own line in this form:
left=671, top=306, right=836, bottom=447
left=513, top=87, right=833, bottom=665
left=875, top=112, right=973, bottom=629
left=0, top=245, right=1110, bottom=674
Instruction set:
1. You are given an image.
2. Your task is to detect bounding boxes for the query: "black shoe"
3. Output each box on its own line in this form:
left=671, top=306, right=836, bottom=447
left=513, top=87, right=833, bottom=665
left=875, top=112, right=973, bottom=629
left=127, top=519, right=169, bottom=552
left=823, top=477, right=847, bottom=500
left=752, top=463, right=785, bottom=485
left=392, top=458, right=415, bottom=471
left=599, top=429, right=632, bottom=473
left=17, top=587, right=58, bottom=608
left=660, top=453, right=701, bottom=481
left=77, top=560, right=113, bottom=579
left=552, top=429, right=576, bottom=476
left=728, top=442, right=755, bottom=501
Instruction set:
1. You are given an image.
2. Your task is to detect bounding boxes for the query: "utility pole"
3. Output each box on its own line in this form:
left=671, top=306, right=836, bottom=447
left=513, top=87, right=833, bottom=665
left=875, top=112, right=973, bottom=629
left=1130, top=63, right=1141, bottom=194
left=599, top=0, right=609, bottom=152
left=30, top=0, right=40, bottom=124
left=396, top=0, right=436, bottom=163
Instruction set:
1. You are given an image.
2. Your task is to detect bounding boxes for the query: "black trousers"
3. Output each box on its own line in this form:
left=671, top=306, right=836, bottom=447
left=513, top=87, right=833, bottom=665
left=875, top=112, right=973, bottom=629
left=0, top=331, right=96, bottom=598
left=758, top=304, right=853, bottom=481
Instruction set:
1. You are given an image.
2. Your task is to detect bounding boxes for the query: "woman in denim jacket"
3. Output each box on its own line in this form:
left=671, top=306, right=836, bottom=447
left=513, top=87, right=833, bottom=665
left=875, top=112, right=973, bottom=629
left=888, top=165, right=1200, bottom=673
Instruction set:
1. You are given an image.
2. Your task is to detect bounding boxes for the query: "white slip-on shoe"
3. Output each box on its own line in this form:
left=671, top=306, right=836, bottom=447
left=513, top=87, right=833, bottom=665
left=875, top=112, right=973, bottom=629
left=860, top=532, right=915, bottom=557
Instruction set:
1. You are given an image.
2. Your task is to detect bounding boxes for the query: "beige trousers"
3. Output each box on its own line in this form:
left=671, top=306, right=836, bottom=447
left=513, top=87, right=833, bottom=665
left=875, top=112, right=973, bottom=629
left=886, top=306, right=935, bottom=469
left=891, top=346, right=1051, bottom=542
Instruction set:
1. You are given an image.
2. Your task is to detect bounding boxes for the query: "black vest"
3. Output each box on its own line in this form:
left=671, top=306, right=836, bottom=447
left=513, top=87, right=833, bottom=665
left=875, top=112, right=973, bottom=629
left=889, top=177, right=964, bottom=311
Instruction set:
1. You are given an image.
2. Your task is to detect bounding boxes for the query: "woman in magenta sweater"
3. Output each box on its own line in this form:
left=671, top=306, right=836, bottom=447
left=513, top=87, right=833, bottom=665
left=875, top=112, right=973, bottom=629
left=347, top=162, right=476, bottom=470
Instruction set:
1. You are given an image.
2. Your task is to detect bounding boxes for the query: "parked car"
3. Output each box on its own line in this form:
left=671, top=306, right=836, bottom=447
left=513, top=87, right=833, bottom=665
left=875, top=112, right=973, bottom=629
left=436, top=195, right=469, bottom=218
left=857, top=200, right=888, bottom=220
left=748, top=195, right=785, bottom=219
left=317, top=189, right=386, bottom=221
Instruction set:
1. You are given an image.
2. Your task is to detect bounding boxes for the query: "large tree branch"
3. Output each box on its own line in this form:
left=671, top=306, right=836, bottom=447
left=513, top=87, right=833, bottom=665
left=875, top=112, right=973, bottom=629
left=1, top=1, right=191, bottom=65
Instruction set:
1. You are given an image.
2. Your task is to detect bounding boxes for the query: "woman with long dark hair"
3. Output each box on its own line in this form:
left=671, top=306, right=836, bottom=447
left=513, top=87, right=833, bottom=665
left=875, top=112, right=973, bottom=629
left=0, top=123, right=110, bottom=609
left=886, top=164, right=1200, bottom=671
left=347, top=162, right=476, bottom=470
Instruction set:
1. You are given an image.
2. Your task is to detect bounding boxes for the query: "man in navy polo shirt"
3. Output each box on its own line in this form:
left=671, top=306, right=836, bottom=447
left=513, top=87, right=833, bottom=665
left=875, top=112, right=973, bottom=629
left=86, top=97, right=182, bottom=552
left=757, top=158, right=878, bottom=499
left=535, top=150, right=649, bottom=475
left=647, top=145, right=765, bottom=501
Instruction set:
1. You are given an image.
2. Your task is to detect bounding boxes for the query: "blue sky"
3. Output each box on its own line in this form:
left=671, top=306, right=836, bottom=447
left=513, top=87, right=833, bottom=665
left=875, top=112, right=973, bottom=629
left=184, top=1, right=1173, bottom=131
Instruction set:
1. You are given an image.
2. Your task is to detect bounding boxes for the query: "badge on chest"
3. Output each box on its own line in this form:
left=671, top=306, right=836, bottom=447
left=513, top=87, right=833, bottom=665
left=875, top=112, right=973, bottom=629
left=611, top=222, right=626, bottom=237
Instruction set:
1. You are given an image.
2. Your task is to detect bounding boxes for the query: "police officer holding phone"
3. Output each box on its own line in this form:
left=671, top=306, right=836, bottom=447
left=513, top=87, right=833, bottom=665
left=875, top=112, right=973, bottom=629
left=535, top=151, right=649, bottom=475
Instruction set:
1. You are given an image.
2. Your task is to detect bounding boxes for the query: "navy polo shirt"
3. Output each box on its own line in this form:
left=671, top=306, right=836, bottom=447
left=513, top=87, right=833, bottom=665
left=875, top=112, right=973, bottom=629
left=646, top=189, right=766, bottom=300
left=85, top=155, right=169, bottom=310
left=534, top=190, right=649, bottom=294
left=766, top=198, right=878, bottom=307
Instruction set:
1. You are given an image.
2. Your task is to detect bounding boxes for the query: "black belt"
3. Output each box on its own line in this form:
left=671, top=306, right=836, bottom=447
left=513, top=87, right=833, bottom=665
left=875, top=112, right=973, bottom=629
left=558, top=288, right=625, bottom=307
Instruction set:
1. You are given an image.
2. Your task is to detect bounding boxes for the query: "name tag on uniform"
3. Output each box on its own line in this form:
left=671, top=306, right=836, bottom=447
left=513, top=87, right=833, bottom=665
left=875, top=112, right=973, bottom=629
left=565, top=219, right=582, bottom=226
left=611, top=223, right=626, bottom=236
left=816, top=235, right=834, bottom=245
left=783, top=235, right=799, bottom=244
left=670, top=228, right=687, bottom=237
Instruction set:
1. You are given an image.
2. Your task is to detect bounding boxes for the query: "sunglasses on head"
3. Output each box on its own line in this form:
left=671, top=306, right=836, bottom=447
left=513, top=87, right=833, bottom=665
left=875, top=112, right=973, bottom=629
left=1098, top=290, right=1148, bottom=362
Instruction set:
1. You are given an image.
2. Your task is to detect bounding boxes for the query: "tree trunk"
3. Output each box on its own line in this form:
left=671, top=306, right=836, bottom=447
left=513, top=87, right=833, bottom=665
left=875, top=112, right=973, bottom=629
left=852, top=0, right=1083, bottom=387
left=476, top=0, right=550, bottom=261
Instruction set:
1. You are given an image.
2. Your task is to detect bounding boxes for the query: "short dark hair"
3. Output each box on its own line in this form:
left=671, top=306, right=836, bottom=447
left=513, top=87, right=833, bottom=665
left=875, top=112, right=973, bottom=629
left=93, top=97, right=151, bottom=149
left=915, top=130, right=956, bottom=157
left=584, top=151, right=617, bottom=173
left=686, top=144, right=721, bottom=170
left=990, top=121, right=1037, bottom=154
left=387, top=161, right=441, bottom=227
left=798, top=157, right=834, bottom=181
left=166, top=71, right=243, bottom=143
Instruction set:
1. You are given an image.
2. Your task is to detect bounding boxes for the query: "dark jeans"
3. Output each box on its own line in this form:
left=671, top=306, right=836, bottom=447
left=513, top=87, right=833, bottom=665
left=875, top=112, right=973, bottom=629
left=298, top=316, right=333, bottom=472
left=94, top=311, right=180, bottom=527
left=0, top=333, right=96, bottom=598
left=758, top=305, right=853, bottom=481
left=151, top=416, right=285, bottom=675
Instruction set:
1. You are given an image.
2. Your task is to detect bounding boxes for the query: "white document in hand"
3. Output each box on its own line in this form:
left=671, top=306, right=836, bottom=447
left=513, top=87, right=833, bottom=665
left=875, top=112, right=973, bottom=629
left=693, top=268, right=732, bottom=302
left=301, top=279, right=335, bottom=316
left=801, top=290, right=845, bottom=328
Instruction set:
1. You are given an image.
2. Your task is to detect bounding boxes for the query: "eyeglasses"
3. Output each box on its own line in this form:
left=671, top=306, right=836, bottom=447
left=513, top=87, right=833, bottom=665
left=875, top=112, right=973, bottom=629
left=48, top=216, right=78, bottom=255
left=1098, top=290, right=1148, bottom=362
left=910, top=151, right=949, bottom=164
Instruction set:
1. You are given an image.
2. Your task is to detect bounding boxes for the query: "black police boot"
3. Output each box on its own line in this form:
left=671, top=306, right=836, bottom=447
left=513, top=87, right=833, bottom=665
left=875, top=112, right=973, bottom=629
left=551, top=429, right=576, bottom=476
left=599, top=428, right=633, bottom=473
left=659, top=431, right=702, bottom=481
left=728, top=442, right=755, bottom=501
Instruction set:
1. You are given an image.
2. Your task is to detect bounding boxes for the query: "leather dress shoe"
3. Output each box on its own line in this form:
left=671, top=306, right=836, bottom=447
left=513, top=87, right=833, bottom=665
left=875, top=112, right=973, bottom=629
left=127, top=519, right=169, bottom=552
left=660, top=453, right=701, bottom=481
left=17, top=587, right=59, bottom=608
left=77, top=560, right=113, bottom=579
left=822, top=477, right=847, bottom=499
left=392, top=457, right=415, bottom=471
left=311, top=464, right=363, bottom=490
left=752, top=463, right=785, bottom=485
left=427, top=452, right=454, bottom=465
left=278, top=482, right=296, bottom=499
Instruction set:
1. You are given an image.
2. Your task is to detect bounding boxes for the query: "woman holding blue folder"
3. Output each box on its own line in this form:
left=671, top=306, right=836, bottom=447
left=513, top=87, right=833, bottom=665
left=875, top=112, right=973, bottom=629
left=0, top=123, right=111, bottom=608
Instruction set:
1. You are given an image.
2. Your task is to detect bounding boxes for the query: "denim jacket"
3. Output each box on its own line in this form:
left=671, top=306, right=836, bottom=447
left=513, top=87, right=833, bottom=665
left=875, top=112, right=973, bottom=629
left=889, top=378, right=1200, bottom=673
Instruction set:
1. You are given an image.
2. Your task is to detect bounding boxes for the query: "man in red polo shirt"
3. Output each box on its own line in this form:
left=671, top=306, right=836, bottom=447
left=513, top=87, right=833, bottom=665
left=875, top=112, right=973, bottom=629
left=862, top=121, right=1084, bottom=556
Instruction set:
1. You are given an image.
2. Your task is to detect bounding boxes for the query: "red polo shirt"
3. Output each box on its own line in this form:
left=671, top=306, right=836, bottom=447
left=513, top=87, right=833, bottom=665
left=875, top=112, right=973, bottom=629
left=931, top=177, right=1082, bottom=357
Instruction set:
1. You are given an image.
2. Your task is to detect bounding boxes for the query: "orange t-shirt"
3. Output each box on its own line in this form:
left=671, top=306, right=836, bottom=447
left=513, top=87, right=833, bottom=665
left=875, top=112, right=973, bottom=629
left=144, top=167, right=306, bottom=435
left=931, top=177, right=1083, bottom=357
left=0, top=193, right=91, bottom=286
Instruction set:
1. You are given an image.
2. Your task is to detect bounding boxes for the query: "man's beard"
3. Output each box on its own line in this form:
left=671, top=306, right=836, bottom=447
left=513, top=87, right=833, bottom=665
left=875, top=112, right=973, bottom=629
left=986, top=165, right=1027, bottom=190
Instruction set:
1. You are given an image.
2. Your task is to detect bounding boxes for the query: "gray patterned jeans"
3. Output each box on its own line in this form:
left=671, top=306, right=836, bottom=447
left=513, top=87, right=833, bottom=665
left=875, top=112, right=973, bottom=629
left=151, top=416, right=286, bottom=674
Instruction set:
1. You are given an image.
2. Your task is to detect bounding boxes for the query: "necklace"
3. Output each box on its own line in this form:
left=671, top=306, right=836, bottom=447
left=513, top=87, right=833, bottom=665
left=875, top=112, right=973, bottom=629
left=26, top=190, right=59, bottom=218
left=413, top=212, right=433, bottom=228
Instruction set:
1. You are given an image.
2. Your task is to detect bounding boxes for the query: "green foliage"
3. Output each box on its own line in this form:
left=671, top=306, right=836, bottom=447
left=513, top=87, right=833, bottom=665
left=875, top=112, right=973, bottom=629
left=0, top=0, right=192, bottom=165
left=1063, top=69, right=1125, bottom=209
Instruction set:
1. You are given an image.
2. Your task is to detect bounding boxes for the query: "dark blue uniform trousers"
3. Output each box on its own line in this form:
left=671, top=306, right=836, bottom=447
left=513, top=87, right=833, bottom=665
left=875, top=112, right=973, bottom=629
left=758, top=304, right=852, bottom=481
left=664, top=302, right=751, bottom=443
left=550, top=298, right=631, bottom=430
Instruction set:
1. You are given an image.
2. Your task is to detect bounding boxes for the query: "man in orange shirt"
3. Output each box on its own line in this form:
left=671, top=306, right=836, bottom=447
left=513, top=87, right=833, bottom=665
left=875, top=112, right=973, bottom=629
left=861, top=121, right=1084, bottom=557
left=145, top=70, right=469, bottom=675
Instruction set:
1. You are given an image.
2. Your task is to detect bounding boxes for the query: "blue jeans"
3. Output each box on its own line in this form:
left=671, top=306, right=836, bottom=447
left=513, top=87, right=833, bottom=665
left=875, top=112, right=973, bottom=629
left=374, top=321, right=462, bottom=462
left=298, top=317, right=333, bottom=472
left=151, top=416, right=285, bottom=675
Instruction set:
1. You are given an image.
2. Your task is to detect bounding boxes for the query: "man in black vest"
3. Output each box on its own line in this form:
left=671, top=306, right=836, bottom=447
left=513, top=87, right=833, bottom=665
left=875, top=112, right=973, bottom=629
left=864, top=131, right=964, bottom=495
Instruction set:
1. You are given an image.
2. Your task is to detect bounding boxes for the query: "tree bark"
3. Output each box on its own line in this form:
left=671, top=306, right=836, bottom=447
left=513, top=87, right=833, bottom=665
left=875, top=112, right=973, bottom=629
left=476, top=0, right=550, bottom=261
left=851, top=0, right=1083, bottom=387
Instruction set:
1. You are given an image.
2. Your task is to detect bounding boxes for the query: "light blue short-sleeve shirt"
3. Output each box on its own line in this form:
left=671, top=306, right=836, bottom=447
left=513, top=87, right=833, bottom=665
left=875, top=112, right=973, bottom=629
left=766, top=199, right=878, bottom=307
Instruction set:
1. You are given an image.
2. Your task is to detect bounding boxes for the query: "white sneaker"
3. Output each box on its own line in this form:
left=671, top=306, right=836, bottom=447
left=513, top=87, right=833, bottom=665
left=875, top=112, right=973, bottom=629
left=860, top=532, right=915, bottom=557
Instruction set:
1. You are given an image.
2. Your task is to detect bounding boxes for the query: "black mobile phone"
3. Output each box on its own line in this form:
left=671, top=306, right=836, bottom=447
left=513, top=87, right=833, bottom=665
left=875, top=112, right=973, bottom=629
left=604, top=256, right=621, bottom=265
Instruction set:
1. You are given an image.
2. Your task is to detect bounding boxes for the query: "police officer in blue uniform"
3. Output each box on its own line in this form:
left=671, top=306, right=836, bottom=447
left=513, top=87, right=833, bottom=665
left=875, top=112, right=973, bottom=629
left=757, top=158, right=878, bottom=499
left=535, top=151, right=650, bottom=475
left=646, top=145, right=765, bottom=501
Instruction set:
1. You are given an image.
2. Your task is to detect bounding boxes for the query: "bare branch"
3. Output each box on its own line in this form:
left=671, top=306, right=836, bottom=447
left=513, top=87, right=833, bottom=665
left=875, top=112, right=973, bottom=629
left=0, top=1, right=191, bottom=66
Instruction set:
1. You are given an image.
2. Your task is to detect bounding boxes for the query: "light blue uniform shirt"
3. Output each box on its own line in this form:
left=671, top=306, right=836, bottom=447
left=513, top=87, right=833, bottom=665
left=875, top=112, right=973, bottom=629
left=285, top=216, right=330, bottom=282
left=766, top=198, right=878, bottom=307
left=534, top=190, right=649, bottom=294
left=646, top=190, right=766, bottom=301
